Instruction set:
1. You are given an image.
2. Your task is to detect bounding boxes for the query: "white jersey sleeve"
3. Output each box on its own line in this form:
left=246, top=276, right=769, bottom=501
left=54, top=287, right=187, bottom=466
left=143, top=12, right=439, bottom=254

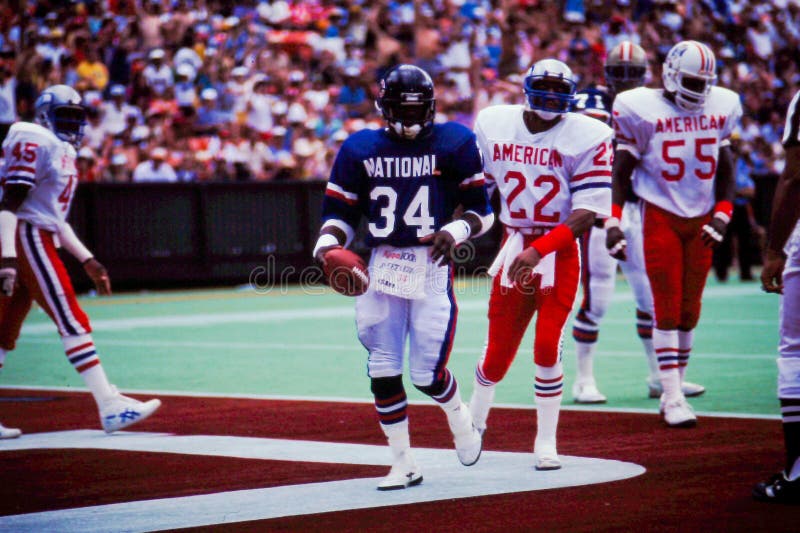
left=563, top=114, right=614, bottom=216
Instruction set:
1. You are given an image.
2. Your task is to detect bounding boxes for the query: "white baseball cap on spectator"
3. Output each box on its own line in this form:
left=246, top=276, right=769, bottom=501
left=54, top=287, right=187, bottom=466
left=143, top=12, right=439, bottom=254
left=152, top=147, right=168, bottom=160
left=111, top=153, right=128, bottom=166
left=131, top=125, right=151, bottom=142
left=272, top=126, right=287, bottom=137
left=293, top=138, right=315, bottom=157
left=287, top=102, right=308, bottom=124
left=231, top=66, right=249, bottom=78
left=331, top=129, right=348, bottom=142
left=110, top=84, right=126, bottom=97
left=149, top=48, right=165, bottom=60
left=201, top=87, right=218, bottom=101
left=78, top=147, right=95, bottom=160
left=176, top=63, right=196, bottom=80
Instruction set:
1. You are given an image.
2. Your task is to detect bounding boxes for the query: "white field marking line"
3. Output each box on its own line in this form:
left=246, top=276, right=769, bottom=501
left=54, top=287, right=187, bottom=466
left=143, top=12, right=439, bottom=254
left=19, top=284, right=767, bottom=336
left=13, top=336, right=778, bottom=361
left=0, top=385, right=780, bottom=420
left=0, top=430, right=646, bottom=532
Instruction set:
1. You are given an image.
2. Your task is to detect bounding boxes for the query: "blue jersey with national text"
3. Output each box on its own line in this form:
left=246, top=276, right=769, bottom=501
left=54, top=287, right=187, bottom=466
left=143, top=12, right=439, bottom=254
left=322, top=123, right=491, bottom=248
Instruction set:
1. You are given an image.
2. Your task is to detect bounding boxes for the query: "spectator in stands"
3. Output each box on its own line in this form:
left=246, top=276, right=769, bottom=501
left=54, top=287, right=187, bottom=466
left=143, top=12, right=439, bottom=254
left=0, top=50, right=16, bottom=144
left=76, top=46, right=109, bottom=92
left=132, top=146, right=177, bottom=183
left=76, top=147, right=99, bottom=183
left=194, top=87, right=230, bottom=136
left=103, top=153, right=130, bottom=183
left=142, top=48, right=173, bottom=99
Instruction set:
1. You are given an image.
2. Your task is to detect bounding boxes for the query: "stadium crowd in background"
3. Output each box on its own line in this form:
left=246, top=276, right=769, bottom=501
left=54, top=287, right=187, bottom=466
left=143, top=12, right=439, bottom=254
left=0, top=0, right=796, bottom=188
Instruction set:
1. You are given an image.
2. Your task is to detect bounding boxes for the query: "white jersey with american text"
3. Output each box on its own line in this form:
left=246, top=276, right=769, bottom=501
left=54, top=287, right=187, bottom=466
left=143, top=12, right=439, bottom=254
left=474, top=105, right=613, bottom=228
left=613, top=86, right=742, bottom=218
left=1, top=121, right=78, bottom=232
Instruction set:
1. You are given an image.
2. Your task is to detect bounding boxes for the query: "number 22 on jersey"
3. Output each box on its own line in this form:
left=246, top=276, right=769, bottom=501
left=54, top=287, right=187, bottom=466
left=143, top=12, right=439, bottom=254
left=492, top=171, right=562, bottom=223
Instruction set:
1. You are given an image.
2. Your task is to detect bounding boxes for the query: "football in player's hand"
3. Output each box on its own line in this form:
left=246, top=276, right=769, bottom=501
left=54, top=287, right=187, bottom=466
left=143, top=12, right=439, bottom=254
left=323, top=248, right=369, bottom=297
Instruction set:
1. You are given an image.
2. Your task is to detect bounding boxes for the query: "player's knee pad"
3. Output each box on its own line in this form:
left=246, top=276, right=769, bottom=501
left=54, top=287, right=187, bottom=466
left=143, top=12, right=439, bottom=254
left=370, top=375, right=405, bottom=402
left=778, top=357, right=800, bottom=398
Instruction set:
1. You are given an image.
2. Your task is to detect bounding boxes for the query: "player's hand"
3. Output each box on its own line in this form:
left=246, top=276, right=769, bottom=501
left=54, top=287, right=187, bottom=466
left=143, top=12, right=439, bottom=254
left=701, top=216, right=727, bottom=248
left=419, top=230, right=456, bottom=266
left=606, top=226, right=627, bottom=260
left=0, top=257, right=18, bottom=297
left=761, top=249, right=787, bottom=294
left=507, top=247, right=542, bottom=286
left=83, top=258, right=111, bottom=296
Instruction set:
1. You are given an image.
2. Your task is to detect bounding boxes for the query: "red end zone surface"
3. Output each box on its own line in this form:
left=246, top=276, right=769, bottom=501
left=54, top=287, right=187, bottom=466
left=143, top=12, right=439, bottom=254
left=0, top=388, right=795, bottom=532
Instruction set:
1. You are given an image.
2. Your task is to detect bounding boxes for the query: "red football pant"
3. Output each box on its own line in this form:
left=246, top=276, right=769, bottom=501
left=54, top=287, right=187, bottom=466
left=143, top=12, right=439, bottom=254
left=0, top=221, right=91, bottom=350
left=479, top=235, right=580, bottom=383
left=642, top=202, right=712, bottom=331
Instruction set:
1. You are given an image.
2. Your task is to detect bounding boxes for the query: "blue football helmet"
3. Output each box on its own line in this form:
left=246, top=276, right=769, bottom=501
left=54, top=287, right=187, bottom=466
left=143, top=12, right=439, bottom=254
left=523, top=59, right=577, bottom=120
left=34, top=85, right=87, bottom=146
left=376, top=64, right=436, bottom=139
left=572, top=87, right=611, bottom=124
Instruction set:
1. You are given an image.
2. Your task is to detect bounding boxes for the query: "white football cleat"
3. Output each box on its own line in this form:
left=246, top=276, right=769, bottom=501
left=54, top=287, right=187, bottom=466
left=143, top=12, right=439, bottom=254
left=377, top=450, right=423, bottom=491
left=100, top=386, right=161, bottom=433
left=660, top=395, right=697, bottom=428
left=0, top=422, right=21, bottom=439
left=448, top=402, right=482, bottom=466
left=572, top=380, right=607, bottom=404
left=534, top=440, right=562, bottom=471
left=648, top=378, right=706, bottom=398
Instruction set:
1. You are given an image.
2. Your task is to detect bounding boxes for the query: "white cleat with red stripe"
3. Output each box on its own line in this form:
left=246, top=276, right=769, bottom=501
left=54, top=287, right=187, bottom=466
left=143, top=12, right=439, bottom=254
left=100, top=386, right=162, bottom=433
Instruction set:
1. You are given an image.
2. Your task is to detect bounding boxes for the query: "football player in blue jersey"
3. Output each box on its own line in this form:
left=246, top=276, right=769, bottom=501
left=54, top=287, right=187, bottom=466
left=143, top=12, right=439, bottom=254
left=313, top=64, right=495, bottom=491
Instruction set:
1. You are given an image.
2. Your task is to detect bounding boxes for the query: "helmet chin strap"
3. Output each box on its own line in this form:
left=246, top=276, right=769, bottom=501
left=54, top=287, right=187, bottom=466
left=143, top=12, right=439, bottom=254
left=390, top=121, right=422, bottom=139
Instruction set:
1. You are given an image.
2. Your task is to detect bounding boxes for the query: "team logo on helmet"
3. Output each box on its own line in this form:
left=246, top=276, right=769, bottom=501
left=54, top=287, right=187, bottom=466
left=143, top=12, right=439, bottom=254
left=662, top=40, right=717, bottom=112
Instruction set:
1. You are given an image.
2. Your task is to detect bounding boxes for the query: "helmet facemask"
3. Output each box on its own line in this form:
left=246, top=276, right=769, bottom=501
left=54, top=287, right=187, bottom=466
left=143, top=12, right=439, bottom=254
left=604, top=64, right=647, bottom=94
left=377, top=95, right=436, bottom=139
left=50, top=105, right=88, bottom=145
left=523, top=59, right=576, bottom=121
left=662, top=41, right=717, bottom=112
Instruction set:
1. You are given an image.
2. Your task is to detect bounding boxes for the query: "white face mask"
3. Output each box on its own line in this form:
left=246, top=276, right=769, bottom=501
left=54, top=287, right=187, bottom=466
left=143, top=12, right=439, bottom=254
left=391, top=121, right=422, bottom=139
left=532, top=109, right=560, bottom=121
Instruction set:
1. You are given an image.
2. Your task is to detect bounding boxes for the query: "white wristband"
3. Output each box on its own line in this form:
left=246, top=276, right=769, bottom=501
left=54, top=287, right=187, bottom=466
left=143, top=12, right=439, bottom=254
left=0, top=210, right=18, bottom=258
left=313, top=233, right=341, bottom=259
left=713, top=211, right=731, bottom=225
left=603, top=217, right=621, bottom=230
left=440, top=219, right=472, bottom=245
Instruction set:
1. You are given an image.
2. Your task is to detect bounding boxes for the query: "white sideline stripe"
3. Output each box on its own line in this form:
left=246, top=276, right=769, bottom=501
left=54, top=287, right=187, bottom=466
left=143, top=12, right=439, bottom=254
left=0, top=385, right=781, bottom=420
left=19, top=283, right=767, bottom=336
left=14, top=336, right=779, bottom=360
left=0, top=430, right=646, bottom=532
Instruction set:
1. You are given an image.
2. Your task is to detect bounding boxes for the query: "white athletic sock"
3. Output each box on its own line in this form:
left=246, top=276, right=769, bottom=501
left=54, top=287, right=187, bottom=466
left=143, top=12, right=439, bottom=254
left=575, top=341, right=596, bottom=383
left=381, top=419, right=411, bottom=461
left=469, top=366, right=496, bottom=432
left=653, top=329, right=682, bottom=402
left=61, top=334, right=114, bottom=404
left=677, top=330, right=694, bottom=382
left=534, top=363, right=563, bottom=447
left=640, top=338, right=660, bottom=382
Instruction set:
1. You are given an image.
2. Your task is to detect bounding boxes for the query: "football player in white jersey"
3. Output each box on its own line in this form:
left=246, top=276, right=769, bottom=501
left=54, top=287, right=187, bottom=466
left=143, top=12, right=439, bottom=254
left=753, top=88, right=800, bottom=504
left=607, top=41, right=742, bottom=428
left=469, top=59, right=613, bottom=470
left=570, top=41, right=705, bottom=403
left=0, top=85, right=160, bottom=438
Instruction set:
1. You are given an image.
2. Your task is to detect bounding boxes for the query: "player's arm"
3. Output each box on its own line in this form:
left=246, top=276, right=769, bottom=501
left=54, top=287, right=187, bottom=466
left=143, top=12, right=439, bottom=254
left=313, top=142, right=362, bottom=265
left=506, top=208, right=594, bottom=284
left=605, top=147, right=638, bottom=260
left=57, top=223, right=111, bottom=296
left=761, top=143, right=800, bottom=294
left=0, top=183, right=32, bottom=296
left=701, top=144, right=736, bottom=247
left=421, top=170, right=495, bottom=265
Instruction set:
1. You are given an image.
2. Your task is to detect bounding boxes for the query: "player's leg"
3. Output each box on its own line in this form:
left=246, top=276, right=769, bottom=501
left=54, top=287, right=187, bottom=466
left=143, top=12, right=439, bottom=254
left=624, top=203, right=706, bottom=398
left=0, top=282, right=33, bottom=439
left=18, top=222, right=161, bottom=433
left=754, top=259, right=800, bottom=503
left=531, top=242, right=580, bottom=470
left=571, top=224, right=613, bottom=403
left=469, top=272, right=537, bottom=434
left=357, top=289, right=421, bottom=490
left=676, top=216, right=714, bottom=388
left=642, top=204, right=695, bottom=427
left=409, top=266, right=481, bottom=466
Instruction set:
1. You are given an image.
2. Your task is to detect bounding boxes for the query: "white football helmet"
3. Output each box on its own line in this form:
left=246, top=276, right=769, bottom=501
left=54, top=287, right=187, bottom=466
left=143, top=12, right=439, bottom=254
left=523, top=59, right=576, bottom=121
left=662, top=40, right=717, bottom=112
left=34, top=84, right=87, bottom=146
